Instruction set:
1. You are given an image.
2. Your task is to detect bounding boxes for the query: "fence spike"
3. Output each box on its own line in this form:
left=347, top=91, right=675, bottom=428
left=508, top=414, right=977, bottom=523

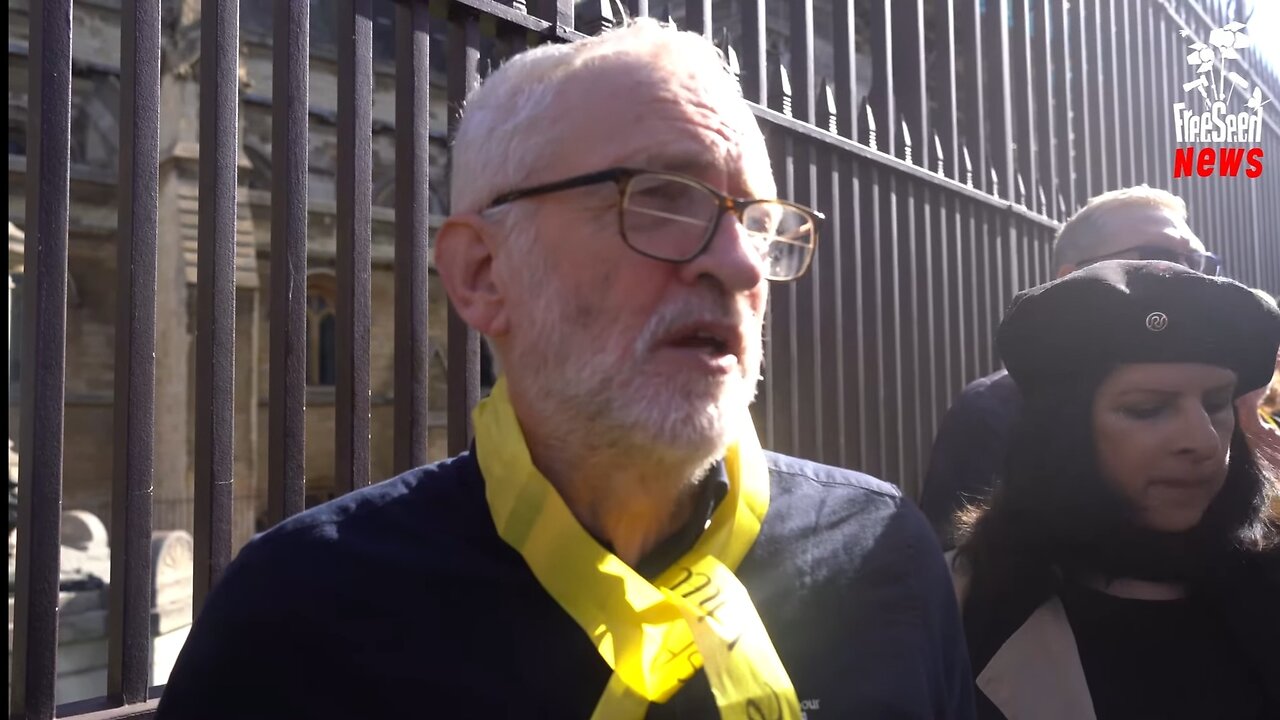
left=1037, top=185, right=1047, bottom=217
left=578, top=0, right=620, bottom=35
left=1016, top=173, right=1027, bottom=207
left=962, top=144, right=973, bottom=187
left=818, top=80, right=837, bottom=134
left=864, top=103, right=877, bottom=151
left=771, top=61, right=793, bottom=118
left=989, top=166, right=1000, bottom=197
left=900, top=118, right=913, bottom=165
left=933, top=131, right=945, bottom=176
left=1058, top=192, right=1067, bottom=220
left=718, top=27, right=740, bottom=79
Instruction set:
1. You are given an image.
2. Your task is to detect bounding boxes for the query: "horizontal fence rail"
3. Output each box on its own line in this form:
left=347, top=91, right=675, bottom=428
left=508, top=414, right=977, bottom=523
left=10, top=0, right=1278, bottom=717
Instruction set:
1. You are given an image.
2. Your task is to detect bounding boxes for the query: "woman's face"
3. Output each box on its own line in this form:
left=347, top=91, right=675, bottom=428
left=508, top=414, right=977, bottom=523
left=1092, top=363, right=1237, bottom=532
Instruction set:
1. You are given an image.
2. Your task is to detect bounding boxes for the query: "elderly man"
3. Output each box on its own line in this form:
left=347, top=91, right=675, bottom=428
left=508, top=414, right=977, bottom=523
left=157, top=20, right=971, bottom=719
left=919, top=185, right=1222, bottom=547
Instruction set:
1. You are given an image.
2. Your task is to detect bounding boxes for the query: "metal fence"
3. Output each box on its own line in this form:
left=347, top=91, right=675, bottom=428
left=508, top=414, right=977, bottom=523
left=11, top=0, right=1279, bottom=717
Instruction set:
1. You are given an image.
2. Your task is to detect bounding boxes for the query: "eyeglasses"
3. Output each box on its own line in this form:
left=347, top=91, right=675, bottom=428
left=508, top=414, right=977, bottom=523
left=486, top=167, right=823, bottom=282
left=1077, top=245, right=1222, bottom=276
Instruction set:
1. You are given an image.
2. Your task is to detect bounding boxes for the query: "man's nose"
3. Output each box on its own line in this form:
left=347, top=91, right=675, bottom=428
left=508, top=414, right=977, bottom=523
left=676, top=212, right=767, bottom=293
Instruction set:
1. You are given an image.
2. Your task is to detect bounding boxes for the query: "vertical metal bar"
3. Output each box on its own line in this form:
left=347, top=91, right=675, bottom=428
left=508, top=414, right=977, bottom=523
left=109, top=0, right=160, bottom=704
left=896, top=0, right=927, bottom=168
left=923, top=186, right=943, bottom=494
left=833, top=0, right=857, bottom=140
left=1070, top=0, right=1094, bottom=203
left=625, top=0, right=649, bottom=17
left=1090, top=0, right=1109, bottom=192
left=1052, top=0, right=1074, bottom=214
left=869, top=0, right=897, bottom=157
left=826, top=147, right=848, bottom=468
left=447, top=15, right=483, bottom=455
left=985, top=0, right=1015, bottom=202
left=530, top=0, right=574, bottom=32
left=940, top=192, right=958, bottom=399
left=859, top=165, right=885, bottom=478
left=927, top=183, right=948, bottom=412
left=787, top=0, right=815, bottom=124
left=813, top=98, right=848, bottom=464
left=193, top=0, right=239, bottom=613
left=979, top=208, right=995, bottom=373
left=800, top=141, right=821, bottom=461
left=12, top=1, right=72, bottom=716
left=775, top=134, right=802, bottom=457
left=964, top=200, right=980, bottom=380
left=685, top=0, right=710, bottom=37
left=957, top=0, right=987, bottom=193
left=938, top=0, right=959, bottom=180
left=886, top=169, right=904, bottom=487
left=336, top=0, right=373, bottom=494
left=1134, top=0, right=1152, bottom=183
left=898, top=181, right=923, bottom=499
left=1034, top=0, right=1057, bottom=217
left=268, top=0, right=309, bottom=525
left=741, top=0, right=767, bottom=105
left=394, top=0, right=432, bottom=472
left=845, top=154, right=868, bottom=469
left=1119, top=0, right=1137, bottom=186
left=1013, top=0, right=1037, bottom=207
left=1156, top=11, right=1169, bottom=183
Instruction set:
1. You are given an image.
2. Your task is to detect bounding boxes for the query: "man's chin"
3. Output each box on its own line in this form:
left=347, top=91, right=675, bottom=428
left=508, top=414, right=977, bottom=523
left=637, top=393, right=751, bottom=451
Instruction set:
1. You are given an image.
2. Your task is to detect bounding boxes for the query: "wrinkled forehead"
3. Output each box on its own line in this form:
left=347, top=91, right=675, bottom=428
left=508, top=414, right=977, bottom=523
left=543, top=55, right=776, bottom=195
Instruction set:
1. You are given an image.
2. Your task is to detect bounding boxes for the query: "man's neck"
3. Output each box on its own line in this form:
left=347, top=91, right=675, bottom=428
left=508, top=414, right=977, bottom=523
left=525, top=435, right=715, bottom=567
left=505, top=382, right=720, bottom=565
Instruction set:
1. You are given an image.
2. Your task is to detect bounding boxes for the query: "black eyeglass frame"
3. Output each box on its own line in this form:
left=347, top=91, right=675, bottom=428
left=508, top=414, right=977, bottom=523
left=1076, top=244, right=1222, bottom=276
left=486, top=166, right=825, bottom=281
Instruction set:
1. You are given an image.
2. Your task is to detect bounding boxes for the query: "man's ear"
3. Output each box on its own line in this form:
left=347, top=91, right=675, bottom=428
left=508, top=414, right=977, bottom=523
left=434, top=214, right=510, bottom=338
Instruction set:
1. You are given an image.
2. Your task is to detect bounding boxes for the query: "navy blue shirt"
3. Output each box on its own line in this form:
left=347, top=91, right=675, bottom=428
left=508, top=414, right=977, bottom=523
left=919, top=370, right=1023, bottom=548
left=158, top=450, right=974, bottom=719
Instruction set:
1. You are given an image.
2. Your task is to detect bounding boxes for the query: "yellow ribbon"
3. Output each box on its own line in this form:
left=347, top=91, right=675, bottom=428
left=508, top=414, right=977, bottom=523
left=474, top=378, right=801, bottom=719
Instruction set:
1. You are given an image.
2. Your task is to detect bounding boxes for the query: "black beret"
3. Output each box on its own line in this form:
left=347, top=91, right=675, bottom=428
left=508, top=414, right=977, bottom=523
left=997, top=260, right=1280, bottom=397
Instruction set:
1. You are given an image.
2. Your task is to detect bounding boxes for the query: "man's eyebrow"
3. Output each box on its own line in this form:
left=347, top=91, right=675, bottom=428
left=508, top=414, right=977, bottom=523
left=626, top=151, right=719, bottom=175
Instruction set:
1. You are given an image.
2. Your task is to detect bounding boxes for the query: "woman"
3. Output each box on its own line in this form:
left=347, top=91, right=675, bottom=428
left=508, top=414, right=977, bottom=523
left=951, top=260, right=1280, bottom=720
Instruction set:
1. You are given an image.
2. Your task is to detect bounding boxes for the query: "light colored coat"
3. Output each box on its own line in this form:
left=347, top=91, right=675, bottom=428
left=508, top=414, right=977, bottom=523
left=946, top=550, right=1096, bottom=720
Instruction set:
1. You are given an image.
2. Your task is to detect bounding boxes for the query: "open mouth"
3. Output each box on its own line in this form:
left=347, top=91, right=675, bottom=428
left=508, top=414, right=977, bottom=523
left=668, top=329, right=732, bottom=356
left=659, top=322, right=744, bottom=368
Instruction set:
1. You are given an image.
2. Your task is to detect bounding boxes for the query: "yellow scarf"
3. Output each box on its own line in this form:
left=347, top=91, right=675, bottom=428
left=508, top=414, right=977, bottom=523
left=473, top=378, right=801, bottom=719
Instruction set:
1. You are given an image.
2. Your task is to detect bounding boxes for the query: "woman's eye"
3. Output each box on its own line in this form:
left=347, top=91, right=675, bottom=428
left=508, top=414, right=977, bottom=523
left=1122, top=405, right=1165, bottom=420
left=1204, top=399, right=1233, bottom=415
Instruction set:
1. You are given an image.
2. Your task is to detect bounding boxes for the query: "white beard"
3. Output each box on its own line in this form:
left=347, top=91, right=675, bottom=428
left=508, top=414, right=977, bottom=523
left=502, top=235, right=764, bottom=465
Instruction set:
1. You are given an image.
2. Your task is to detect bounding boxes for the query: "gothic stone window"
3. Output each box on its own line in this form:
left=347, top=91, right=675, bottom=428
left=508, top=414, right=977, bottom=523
left=306, top=274, right=337, bottom=387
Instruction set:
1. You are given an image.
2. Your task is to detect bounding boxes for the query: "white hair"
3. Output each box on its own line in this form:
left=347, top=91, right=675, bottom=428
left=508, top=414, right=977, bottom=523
left=1053, top=185, right=1189, bottom=269
left=449, top=18, right=743, bottom=216
left=453, top=18, right=750, bottom=375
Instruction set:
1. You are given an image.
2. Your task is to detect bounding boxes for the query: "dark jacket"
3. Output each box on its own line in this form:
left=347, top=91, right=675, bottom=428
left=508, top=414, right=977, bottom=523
left=919, top=370, right=1022, bottom=547
left=157, top=450, right=975, bottom=719
left=948, top=551, right=1280, bottom=720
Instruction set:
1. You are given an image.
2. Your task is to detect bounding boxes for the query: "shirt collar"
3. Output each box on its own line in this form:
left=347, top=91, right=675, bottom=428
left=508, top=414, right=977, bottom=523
left=633, top=461, right=731, bottom=580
